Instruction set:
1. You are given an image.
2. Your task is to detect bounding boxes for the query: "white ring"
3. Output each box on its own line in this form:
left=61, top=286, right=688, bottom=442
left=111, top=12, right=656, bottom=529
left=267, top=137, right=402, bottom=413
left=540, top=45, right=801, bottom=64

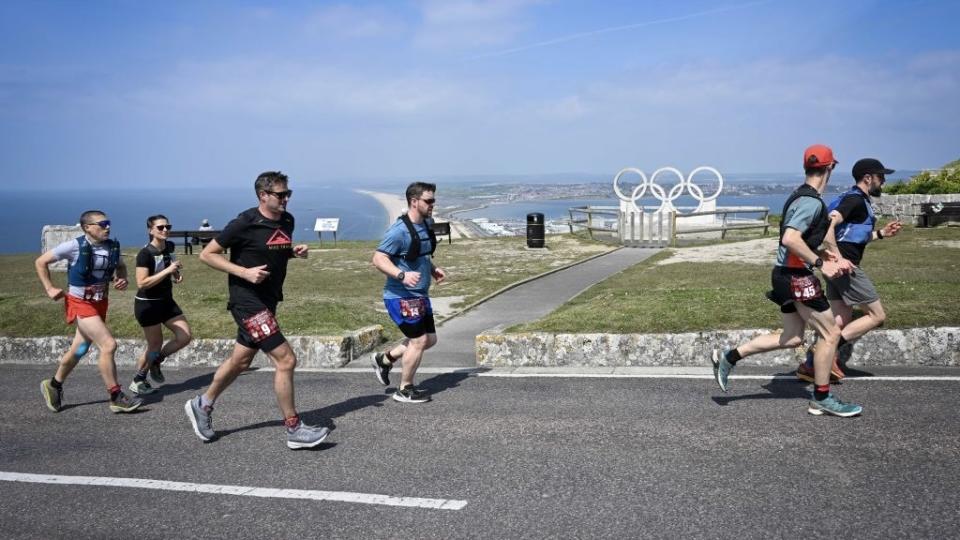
left=613, top=165, right=724, bottom=214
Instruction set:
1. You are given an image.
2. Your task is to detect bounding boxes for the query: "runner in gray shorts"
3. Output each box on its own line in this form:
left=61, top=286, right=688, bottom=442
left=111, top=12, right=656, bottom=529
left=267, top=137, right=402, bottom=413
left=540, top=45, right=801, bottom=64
left=824, top=268, right=879, bottom=306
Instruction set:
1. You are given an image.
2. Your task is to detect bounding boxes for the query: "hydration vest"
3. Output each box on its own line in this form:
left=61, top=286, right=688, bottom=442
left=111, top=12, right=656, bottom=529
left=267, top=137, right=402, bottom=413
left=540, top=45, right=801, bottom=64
left=399, top=215, right=436, bottom=262
left=68, top=236, right=121, bottom=287
left=828, top=187, right=876, bottom=245
left=779, top=184, right=829, bottom=269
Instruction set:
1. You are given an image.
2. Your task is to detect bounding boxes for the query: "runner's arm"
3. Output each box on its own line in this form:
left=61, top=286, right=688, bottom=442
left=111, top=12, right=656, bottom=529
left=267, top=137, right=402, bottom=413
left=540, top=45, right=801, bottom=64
left=200, top=239, right=269, bottom=283
left=34, top=250, right=63, bottom=300
left=113, top=258, right=129, bottom=290
left=372, top=251, right=402, bottom=279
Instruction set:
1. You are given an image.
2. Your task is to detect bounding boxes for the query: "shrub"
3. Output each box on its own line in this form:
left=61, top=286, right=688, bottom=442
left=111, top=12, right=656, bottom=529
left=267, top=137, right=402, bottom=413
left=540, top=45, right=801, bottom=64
left=885, top=158, right=960, bottom=195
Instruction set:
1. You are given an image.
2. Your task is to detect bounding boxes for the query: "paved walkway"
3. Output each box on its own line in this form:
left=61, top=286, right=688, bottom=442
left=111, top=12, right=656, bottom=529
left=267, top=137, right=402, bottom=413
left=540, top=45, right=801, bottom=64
left=423, top=247, right=660, bottom=367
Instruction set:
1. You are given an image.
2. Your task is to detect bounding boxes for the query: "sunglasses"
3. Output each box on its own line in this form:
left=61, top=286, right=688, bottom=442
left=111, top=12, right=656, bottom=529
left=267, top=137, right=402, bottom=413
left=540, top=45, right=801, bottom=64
left=86, top=219, right=111, bottom=228
left=419, top=198, right=436, bottom=205
left=263, top=190, right=293, bottom=199
left=155, top=224, right=172, bottom=231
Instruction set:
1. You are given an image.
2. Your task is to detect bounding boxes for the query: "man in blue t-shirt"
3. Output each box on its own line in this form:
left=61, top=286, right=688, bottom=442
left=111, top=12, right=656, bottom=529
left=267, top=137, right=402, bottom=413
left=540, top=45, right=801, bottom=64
left=371, top=181, right=447, bottom=403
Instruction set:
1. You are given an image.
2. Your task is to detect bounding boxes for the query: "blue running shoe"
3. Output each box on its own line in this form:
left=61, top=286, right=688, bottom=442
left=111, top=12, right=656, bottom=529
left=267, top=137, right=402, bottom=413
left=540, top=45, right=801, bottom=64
left=808, top=393, right=863, bottom=417
left=711, top=349, right=733, bottom=392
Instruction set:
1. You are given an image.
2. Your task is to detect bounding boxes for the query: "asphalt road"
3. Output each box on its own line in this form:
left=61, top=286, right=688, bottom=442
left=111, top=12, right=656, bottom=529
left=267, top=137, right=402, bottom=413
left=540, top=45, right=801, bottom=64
left=2, top=364, right=959, bottom=539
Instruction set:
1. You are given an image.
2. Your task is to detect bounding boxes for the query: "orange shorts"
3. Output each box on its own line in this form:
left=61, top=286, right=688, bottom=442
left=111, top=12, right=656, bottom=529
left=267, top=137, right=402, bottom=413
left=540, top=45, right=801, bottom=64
left=65, top=295, right=109, bottom=324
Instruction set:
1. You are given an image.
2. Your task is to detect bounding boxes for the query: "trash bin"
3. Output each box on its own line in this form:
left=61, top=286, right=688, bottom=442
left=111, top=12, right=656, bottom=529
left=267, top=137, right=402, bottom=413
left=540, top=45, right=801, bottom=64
left=526, top=212, right=545, bottom=248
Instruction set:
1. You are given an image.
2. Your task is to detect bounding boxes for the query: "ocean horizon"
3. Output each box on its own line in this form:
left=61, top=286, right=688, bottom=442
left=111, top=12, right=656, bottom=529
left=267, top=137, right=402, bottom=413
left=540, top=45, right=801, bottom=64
left=5, top=171, right=919, bottom=255
left=5, top=186, right=389, bottom=255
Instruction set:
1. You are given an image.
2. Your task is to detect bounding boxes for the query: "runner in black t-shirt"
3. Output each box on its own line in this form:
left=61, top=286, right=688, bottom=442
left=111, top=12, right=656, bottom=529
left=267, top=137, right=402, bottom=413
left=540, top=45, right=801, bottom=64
left=184, top=171, right=329, bottom=450
left=129, top=214, right=192, bottom=396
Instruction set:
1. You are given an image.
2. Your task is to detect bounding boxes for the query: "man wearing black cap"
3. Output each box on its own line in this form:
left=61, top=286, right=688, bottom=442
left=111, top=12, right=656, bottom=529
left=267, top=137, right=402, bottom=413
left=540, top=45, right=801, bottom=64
left=796, top=158, right=903, bottom=382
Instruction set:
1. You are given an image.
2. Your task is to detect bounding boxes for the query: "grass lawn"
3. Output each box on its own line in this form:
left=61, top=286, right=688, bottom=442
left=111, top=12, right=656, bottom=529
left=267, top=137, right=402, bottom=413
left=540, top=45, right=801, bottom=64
left=514, top=225, right=960, bottom=333
left=1, top=234, right=611, bottom=341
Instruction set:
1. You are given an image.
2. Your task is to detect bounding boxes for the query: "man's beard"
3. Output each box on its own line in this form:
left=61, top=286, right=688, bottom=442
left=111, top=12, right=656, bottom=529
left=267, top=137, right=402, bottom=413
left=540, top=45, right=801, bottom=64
left=869, top=186, right=882, bottom=197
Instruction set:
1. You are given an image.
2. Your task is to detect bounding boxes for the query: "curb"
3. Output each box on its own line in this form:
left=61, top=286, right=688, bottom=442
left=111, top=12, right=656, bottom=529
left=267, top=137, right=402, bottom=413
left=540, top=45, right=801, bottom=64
left=0, top=325, right=383, bottom=368
left=476, top=327, right=960, bottom=368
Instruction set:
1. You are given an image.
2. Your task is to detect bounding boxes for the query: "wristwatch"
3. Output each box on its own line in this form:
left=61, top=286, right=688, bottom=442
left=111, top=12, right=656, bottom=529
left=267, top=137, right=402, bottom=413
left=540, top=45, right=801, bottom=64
left=805, top=257, right=823, bottom=271
left=396, top=271, right=405, bottom=281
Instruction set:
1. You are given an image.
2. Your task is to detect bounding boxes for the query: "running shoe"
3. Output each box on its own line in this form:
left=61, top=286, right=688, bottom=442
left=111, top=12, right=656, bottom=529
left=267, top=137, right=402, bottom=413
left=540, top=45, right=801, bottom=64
left=129, top=379, right=156, bottom=395
left=372, top=352, right=392, bottom=386
left=109, top=392, right=143, bottom=413
left=796, top=349, right=844, bottom=383
left=41, top=379, right=62, bottom=412
left=286, top=423, right=330, bottom=450
left=184, top=396, right=215, bottom=441
left=393, top=384, right=431, bottom=403
left=807, top=393, right=863, bottom=417
left=711, top=349, right=733, bottom=392
left=149, top=361, right=165, bottom=384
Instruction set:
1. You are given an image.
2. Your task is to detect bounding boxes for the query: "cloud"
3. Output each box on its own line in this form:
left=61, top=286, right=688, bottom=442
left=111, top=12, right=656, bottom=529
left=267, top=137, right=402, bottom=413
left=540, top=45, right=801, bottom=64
left=413, top=0, right=543, bottom=50
left=125, top=59, right=489, bottom=119
left=467, top=0, right=775, bottom=60
left=301, top=4, right=399, bottom=38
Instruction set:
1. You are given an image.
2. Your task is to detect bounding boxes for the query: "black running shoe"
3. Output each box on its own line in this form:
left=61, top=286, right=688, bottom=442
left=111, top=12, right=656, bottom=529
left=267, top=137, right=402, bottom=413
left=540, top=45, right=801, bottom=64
left=372, top=353, right=392, bottom=386
left=41, top=379, right=63, bottom=412
left=149, top=361, right=165, bottom=384
left=392, top=384, right=430, bottom=403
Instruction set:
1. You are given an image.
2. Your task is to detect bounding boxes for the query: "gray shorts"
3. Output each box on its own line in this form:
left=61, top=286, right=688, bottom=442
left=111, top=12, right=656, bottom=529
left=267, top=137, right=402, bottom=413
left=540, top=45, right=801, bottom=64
left=825, top=267, right=880, bottom=306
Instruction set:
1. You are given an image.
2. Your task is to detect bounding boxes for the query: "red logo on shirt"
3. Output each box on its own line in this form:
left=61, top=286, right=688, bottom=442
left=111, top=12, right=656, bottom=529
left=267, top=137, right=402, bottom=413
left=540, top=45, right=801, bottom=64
left=266, top=229, right=292, bottom=249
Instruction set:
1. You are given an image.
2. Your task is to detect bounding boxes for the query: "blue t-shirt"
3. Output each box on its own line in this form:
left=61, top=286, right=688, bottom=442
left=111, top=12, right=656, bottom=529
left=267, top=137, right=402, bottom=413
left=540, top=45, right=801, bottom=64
left=775, top=196, right=823, bottom=267
left=376, top=217, right=434, bottom=299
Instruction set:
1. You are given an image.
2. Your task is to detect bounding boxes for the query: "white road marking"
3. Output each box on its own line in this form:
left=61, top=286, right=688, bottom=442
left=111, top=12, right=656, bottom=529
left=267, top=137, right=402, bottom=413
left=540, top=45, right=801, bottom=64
left=0, top=471, right=467, bottom=510
left=475, top=373, right=960, bottom=381
left=287, top=367, right=960, bottom=382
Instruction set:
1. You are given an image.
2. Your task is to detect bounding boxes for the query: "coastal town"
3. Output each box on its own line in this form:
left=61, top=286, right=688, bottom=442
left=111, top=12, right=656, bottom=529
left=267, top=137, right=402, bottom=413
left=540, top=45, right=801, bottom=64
left=360, top=178, right=848, bottom=239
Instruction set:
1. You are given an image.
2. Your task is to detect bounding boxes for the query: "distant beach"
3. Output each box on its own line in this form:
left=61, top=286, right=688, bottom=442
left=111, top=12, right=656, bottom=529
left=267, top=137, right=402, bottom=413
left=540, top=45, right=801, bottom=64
left=355, top=189, right=473, bottom=239
left=355, top=189, right=408, bottom=227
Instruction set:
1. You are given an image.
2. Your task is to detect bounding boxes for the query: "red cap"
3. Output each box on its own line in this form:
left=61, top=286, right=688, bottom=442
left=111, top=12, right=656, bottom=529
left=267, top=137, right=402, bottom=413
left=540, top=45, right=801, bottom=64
left=803, top=144, right=838, bottom=168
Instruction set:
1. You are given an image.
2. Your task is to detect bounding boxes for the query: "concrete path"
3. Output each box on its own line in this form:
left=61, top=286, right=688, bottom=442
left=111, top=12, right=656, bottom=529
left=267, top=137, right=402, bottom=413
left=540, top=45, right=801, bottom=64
left=425, top=247, right=659, bottom=367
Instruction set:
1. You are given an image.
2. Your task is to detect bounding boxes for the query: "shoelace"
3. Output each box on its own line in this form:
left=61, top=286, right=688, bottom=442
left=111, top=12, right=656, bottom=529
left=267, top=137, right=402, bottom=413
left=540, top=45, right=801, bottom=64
left=201, top=405, right=214, bottom=429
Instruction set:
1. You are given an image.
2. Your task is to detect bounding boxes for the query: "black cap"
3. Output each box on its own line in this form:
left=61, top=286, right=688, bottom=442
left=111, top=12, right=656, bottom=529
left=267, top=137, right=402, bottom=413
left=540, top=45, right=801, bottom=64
left=852, top=158, right=894, bottom=180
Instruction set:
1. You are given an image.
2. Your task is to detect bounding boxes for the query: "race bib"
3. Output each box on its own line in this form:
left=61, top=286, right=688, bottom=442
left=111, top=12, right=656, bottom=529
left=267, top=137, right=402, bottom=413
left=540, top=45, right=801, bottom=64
left=83, top=283, right=107, bottom=302
left=399, top=298, right=426, bottom=319
left=789, top=274, right=823, bottom=302
left=241, top=309, right=280, bottom=343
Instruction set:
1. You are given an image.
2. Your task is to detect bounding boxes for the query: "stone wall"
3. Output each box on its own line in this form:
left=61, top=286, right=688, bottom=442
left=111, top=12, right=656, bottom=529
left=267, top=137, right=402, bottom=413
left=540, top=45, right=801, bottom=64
left=0, top=325, right=382, bottom=369
left=41, top=225, right=83, bottom=271
left=872, top=193, right=960, bottom=225
left=476, top=327, right=960, bottom=367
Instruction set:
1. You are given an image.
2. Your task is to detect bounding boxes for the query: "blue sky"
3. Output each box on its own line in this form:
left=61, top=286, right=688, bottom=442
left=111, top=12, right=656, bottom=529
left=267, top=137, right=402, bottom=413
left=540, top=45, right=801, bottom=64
left=2, top=0, right=958, bottom=188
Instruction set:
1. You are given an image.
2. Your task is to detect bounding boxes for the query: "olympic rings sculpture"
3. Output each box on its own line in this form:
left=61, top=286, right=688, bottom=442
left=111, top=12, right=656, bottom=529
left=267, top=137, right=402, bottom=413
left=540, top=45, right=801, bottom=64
left=613, top=166, right=723, bottom=214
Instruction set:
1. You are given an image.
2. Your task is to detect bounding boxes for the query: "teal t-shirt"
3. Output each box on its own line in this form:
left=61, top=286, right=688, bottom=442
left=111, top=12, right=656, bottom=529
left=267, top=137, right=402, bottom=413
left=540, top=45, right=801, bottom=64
left=775, top=196, right=823, bottom=267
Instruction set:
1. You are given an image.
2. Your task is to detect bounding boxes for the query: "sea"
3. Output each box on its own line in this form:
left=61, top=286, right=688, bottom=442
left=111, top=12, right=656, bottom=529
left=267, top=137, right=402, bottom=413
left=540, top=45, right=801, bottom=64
left=4, top=171, right=918, bottom=255
left=4, top=186, right=388, bottom=255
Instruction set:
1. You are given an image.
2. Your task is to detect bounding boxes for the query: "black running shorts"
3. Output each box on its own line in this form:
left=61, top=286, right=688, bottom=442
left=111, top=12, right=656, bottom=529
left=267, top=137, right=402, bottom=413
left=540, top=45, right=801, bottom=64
left=230, top=302, right=286, bottom=352
left=767, top=267, right=830, bottom=313
left=134, top=298, right=185, bottom=327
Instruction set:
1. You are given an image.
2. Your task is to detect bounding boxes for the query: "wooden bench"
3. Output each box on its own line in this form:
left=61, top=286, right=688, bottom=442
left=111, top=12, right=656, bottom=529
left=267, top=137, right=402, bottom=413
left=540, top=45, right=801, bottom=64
left=169, top=230, right=220, bottom=254
left=919, top=202, right=960, bottom=228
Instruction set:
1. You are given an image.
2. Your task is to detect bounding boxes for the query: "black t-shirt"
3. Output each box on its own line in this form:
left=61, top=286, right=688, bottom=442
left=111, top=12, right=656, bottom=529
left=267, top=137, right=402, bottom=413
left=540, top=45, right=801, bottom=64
left=216, top=207, right=295, bottom=310
left=135, top=240, right=177, bottom=300
left=834, top=192, right=871, bottom=265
